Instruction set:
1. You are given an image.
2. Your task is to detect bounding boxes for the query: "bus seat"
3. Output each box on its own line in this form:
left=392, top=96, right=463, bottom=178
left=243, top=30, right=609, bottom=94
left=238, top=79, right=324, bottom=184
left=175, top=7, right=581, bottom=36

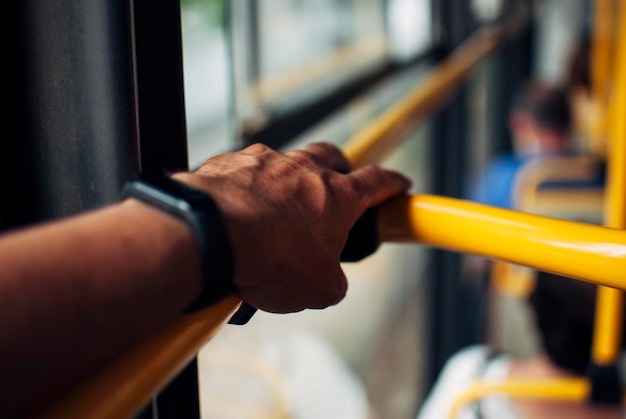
left=449, top=377, right=626, bottom=418
left=490, top=261, right=536, bottom=298
left=569, top=87, right=607, bottom=157
left=512, top=155, right=605, bottom=224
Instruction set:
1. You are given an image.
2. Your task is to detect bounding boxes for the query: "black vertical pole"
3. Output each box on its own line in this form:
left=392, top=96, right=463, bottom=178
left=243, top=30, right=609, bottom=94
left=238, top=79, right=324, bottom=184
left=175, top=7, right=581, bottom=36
left=2, top=0, right=139, bottom=231
left=133, top=0, right=189, bottom=174
left=425, top=0, right=534, bottom=390
left=493, top=11, right=534, bottom=156
left=6, top=0, right=200, bottom=416
left=426, top=0, right=475, bottom=390
left=132, top=1, right=200, bottom=418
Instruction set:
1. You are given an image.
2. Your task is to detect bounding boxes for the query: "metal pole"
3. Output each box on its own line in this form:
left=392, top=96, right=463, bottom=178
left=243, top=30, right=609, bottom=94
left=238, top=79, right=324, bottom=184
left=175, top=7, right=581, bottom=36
left=1, top=0, right=139, bottom=230
left=132, top=0, right=198, bottom=417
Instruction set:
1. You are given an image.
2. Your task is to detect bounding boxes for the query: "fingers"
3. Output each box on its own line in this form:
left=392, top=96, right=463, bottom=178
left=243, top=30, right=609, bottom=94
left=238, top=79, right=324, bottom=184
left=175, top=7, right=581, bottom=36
left=308, top=267, right=348, bottom=310
left=346, top=165, right=412, bottom=208
left=235, top=143, right=411, bottom=209
left=286, top=142, right=352, bottom=173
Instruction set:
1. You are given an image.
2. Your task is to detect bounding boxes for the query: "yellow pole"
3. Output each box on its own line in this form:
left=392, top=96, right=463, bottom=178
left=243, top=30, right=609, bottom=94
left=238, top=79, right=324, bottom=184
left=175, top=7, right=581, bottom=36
left=378, top=194, right=626, bottom=290
left=591, top=0, right=626, bottom=366
left=343, top=27, right=501, bottom=168
left=591, top=0, right=612, bottom=113
left=36, top=297, right=242, bottom=418
left=587, top=0, right=613, bottom=156
left=450, top=378, right=591, bottom=418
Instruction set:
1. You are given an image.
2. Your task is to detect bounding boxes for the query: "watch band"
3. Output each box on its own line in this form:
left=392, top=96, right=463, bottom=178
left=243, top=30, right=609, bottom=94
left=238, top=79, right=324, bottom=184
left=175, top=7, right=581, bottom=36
left=121, top=172, right=236, bottom=311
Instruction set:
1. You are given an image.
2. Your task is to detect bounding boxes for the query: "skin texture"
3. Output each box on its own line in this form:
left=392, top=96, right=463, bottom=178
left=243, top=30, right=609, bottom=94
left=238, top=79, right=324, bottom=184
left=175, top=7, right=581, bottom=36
left=0, top=142, right=410, bottom=416
left=175, top=142, right=411, bottom=312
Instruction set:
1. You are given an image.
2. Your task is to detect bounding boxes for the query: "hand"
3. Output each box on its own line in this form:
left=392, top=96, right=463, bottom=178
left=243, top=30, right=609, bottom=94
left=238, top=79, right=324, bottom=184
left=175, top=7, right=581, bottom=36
left=174, top=142, right=411, bottom=313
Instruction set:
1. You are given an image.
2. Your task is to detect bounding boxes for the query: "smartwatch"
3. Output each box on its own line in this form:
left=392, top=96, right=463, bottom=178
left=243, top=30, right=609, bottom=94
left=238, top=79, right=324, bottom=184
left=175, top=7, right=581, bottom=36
left=121, top=172, right=236, bottom=311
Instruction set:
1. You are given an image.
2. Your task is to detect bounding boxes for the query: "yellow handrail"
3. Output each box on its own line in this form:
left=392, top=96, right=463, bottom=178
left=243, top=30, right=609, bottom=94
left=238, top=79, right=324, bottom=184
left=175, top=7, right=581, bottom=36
left=588, top=0, right=613, bottom=156
left=450, top=378, right=592, bottom=418
left=378, top=195, right=626, bottom=290
left=592, top=0, right=626, bottom=367
left=343, top=26, right=501, bottom=168
left=450, top=377, right=626, bottom=417
left=451, top=378, right=626, bottom=418
left=591, top=0, right=613, bottom=108
left=37, top=297, right=242, bottom=418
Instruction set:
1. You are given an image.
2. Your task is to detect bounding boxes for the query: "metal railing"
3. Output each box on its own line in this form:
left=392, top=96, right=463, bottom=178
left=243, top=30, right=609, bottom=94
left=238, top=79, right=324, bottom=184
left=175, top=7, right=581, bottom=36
left=42, top=6, right=626, bottom=415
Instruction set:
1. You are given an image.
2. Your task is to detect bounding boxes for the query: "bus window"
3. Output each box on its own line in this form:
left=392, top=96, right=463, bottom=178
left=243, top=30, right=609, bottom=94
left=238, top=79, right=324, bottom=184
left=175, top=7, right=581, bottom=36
left=181, top=0, right=233, bottom=166
left=230, top=1, right=386, bottom=129
left=470, top=0, right=504, bottom=21
left=228, top=0, right=434, bottom=148
left=388, top=0, right=432, bottom=61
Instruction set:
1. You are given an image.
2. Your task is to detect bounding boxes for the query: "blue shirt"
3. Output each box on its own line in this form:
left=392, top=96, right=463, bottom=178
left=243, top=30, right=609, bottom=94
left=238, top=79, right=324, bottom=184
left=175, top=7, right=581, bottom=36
left=471, top=155, right=526, bottom=209
left=470, top=154, right=606, bottom=210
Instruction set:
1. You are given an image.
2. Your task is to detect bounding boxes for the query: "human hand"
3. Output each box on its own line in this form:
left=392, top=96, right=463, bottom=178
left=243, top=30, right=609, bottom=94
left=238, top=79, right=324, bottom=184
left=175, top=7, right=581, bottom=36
left=174, top=142, right=411, bottom=313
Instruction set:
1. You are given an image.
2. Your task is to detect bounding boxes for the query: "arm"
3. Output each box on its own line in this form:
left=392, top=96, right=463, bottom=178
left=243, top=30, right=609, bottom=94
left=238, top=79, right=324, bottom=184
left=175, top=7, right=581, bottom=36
left=0, top=142, right=410, bottom=416
left=0, top=198, right=203, bottom=416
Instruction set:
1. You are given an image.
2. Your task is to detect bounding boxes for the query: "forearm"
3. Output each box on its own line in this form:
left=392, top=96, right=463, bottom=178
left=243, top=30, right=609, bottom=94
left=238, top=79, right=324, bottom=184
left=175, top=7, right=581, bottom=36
left=0, top=198, right=202, bottom=416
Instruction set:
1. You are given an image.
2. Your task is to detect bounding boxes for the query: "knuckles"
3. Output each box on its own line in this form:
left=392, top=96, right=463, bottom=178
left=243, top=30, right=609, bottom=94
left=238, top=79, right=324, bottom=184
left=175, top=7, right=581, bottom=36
left=285, top=150, right=317, bottom=167
left=243, top=143, right=273, bottom=154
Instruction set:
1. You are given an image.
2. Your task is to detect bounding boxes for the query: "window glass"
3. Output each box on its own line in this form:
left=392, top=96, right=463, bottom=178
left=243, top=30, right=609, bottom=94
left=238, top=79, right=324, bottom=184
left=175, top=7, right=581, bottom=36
left=181, top=0, right=434, bottom=159
left=257, top=0, right=383, bottom=79
left=230, top=0, right=389, bottom=125
left=470, top=0, right=504, bottom=21
left=229, top=0, right=434, bottom=140
left=181, top=0, right=232, bottom=166
left=387, top=0, right=433, bottom=61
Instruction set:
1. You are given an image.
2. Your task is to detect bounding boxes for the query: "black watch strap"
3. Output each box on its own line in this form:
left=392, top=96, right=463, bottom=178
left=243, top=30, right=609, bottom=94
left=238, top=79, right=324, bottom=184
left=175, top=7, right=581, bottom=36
left=121, top=172, right=236, bottom=311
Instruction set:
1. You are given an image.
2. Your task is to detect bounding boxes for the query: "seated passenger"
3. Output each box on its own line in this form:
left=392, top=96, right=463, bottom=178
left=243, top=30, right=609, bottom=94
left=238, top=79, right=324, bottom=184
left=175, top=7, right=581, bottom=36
left=417, top=272, right=625, bottom=419
left=471, top=81, right=573, bottom=209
